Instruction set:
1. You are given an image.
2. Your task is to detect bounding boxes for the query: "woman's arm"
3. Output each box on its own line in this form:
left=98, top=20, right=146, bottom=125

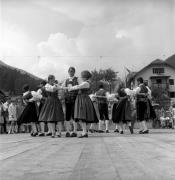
left=69, top=82, right=90, bottom=91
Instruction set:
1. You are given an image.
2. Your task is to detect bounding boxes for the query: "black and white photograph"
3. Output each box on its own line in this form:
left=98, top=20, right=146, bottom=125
left=0, top=0, right=175, bottom=179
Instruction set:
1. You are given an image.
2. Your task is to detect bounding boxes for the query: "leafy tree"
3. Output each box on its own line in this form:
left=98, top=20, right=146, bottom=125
left=91, top=68, right=118, bottom=93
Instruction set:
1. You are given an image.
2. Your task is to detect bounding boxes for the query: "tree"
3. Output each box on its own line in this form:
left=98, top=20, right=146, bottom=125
left=91, top=68, right=118, bottom=93
left=151, top=87, right=170, bottom=110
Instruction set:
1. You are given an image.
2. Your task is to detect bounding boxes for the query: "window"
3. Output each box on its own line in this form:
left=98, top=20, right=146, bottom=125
left=170, top=92, right=175, bottom=98
left=156, top=79, right=162, bottom=84
left=153, top=68, right=165, bottom=74
left=169, top=79, right=174, bottom=85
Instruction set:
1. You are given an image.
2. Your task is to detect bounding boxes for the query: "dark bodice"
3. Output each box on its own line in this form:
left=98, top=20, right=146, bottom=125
left=78, top=88, right=92, bottom=95
left=136, top=84, right=148, bottom=101
left=65, top=77, right=78, bottom=102
left=46, top=91, right=58, bottom=98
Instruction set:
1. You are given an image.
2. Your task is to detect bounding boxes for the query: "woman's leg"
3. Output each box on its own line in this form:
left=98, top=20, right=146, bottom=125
left=105, top=120, right=109, bottom=132
left=56, top=122, right=62, bottom=136
left=48, top=122, right=56, bottom=137
left=11, top=121, right=15, bottom=133
left=31, top=122, right=37, bottom=136
left=142, top=120, right=148, bottom=131
left=40, top=122, right=45, bottom=133
left=8, top=121, right=12, bottom=134
left=119, top=122, right=124, bottom=134
left=73, top=120, right=77, bottom=133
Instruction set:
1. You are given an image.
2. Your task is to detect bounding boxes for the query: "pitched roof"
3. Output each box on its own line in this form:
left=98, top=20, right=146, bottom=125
left=150, top=59, right=164, bottom=64
left=166, top=54, right=175, bottom=69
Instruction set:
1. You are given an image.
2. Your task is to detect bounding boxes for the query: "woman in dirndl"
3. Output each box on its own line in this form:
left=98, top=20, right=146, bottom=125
left=66, top=70, right=98, bottom=138
left=112, top=87, right=134, bottom=134
left=38, top=75, right=64, bottom=138
left=18, top=84, right=39, bottom=136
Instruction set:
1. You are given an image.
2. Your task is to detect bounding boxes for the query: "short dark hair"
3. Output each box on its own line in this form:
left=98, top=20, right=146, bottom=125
left=48, top=75, right=55, bottom=81
left=137, top=77, right=144, bottom=83
left=23, top=84, right=30, bottom=92
left=99, top=83, right=104, bottom=89
left=81, top=70, right=92, bottom=80
left=40, top=80, right=47, bottom=86
left=68, top=67, right=75, bottom=73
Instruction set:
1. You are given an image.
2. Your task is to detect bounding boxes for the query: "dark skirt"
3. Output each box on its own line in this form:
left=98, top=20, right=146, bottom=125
left=18, top=102, right=38, bottom=124
left=112, top=97, right=134, bottom=124
left=74, top=94, right=99, bottom=123
left=39, top=97, right=64, bottom=122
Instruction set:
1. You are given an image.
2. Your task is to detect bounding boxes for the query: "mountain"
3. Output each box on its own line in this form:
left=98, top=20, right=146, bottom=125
left=0, top=60, right=43, bottom=95
left=165, top=54, right=175, bottom=69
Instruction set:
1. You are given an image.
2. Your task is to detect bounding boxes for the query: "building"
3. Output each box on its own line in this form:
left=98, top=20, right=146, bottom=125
left=127, top=59, right=175, bottom=102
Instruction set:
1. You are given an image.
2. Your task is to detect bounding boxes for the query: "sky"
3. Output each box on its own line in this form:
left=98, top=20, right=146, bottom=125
left=0, top=0, right=175, bottom=80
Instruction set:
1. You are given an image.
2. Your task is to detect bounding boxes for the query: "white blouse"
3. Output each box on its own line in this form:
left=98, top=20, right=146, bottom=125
left=45, top=83, right=61, bottom=92
left=8, top=104, right=17, bottom=121
left=69, top=81, right=90, bottom=91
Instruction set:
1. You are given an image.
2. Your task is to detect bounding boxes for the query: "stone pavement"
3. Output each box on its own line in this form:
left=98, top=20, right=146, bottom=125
left=1, top=129, right=175, bottom=180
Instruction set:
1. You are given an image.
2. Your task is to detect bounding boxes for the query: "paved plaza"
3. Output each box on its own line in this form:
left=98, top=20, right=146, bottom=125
left=1, top=129, right=175, bottom=180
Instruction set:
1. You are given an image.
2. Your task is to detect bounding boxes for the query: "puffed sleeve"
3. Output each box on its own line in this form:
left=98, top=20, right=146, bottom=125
left=134, top=87, right=141, bottom=95
left=45, top=83, right=61, bottom=92
left=69, top=81, right=90, bottom=91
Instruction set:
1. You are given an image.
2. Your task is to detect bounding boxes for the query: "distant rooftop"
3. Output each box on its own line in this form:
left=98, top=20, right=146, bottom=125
left=150, top=59, right=164, bottom=64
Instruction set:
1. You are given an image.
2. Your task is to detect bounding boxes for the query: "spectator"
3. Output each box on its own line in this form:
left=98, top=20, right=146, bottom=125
left=8, top=98, right=17, bottom=134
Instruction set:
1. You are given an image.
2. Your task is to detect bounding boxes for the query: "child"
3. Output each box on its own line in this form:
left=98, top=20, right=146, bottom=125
left=112, top=88, right=134, bottom=134
left=95, top=84, right=110, bottom=133
left=8, top=98, right=17, bottom=134
left=62, top=67, right=79, bottom=137
left=16, top=97, right=25, bottom=133
left=18, top=84, right=39, bottom=136
left=89, top=94, right=100, bottom=133
left=0, top=101, right=4, bottom=133
left=66, top=70, right=99, bottom=138
left=2, top=98, right=11, bottom=133
left=39, top=75, right=64, bottom=138
left=172, top=104, right=175, bottom=128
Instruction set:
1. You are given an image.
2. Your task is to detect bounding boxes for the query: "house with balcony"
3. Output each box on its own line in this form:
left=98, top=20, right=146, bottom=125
left=127, top=59, right=175, bottom=103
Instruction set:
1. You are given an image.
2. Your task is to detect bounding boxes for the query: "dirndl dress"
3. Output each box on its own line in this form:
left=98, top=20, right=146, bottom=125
left=39, top=91, right=64, bottom=122
left=112, top=96, right=133, bottom=124
left=18, top=102, right=38, bottom=124
left=74, top=89, right=99, bottom=123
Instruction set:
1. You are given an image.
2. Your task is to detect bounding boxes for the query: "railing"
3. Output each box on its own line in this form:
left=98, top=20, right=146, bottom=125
left=151, top=83, right=169, bottom=90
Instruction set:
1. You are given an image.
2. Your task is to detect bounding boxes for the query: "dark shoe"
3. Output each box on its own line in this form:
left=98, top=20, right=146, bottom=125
left=45, top=132, right=52, bottom=136
left=65, top=132, right=71, bottom=137
left=139, top=130, right=143, bottom=134
left=105, top=130, right=109, bottom=133
left=114, top=129, right=119, bottom=133
left=78, top=134, right=88, bottom=138
left=129, top=126, right=134, bottom=134
left=32, top=132, right=38, bottom=137
left=51, top=135, right=55, bottom=138
left=38, top=133, right=45, bottom=137
left=30, top=132, right=34, bottom=136
left=98, top=130, right=104, bottom=133
left=142, top=129, right=149, bottom=134
left=70, top=132, right=77, bottom=137
left=89, top=129, right=95, bottom=133
left=120, top=131, right=124, bottom=134
left=56, top=134, right=61, bottom=138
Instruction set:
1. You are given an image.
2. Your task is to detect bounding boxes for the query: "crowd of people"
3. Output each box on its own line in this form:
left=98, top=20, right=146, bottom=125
left=0, top=67, right=158, bottom=138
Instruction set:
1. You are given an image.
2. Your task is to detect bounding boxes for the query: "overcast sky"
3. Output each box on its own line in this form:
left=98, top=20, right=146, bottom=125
left=0, top=0, right=175, bottom=80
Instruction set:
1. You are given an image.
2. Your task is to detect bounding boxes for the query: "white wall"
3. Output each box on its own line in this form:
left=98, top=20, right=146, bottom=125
left=133, top=64, right=175, bottom=99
